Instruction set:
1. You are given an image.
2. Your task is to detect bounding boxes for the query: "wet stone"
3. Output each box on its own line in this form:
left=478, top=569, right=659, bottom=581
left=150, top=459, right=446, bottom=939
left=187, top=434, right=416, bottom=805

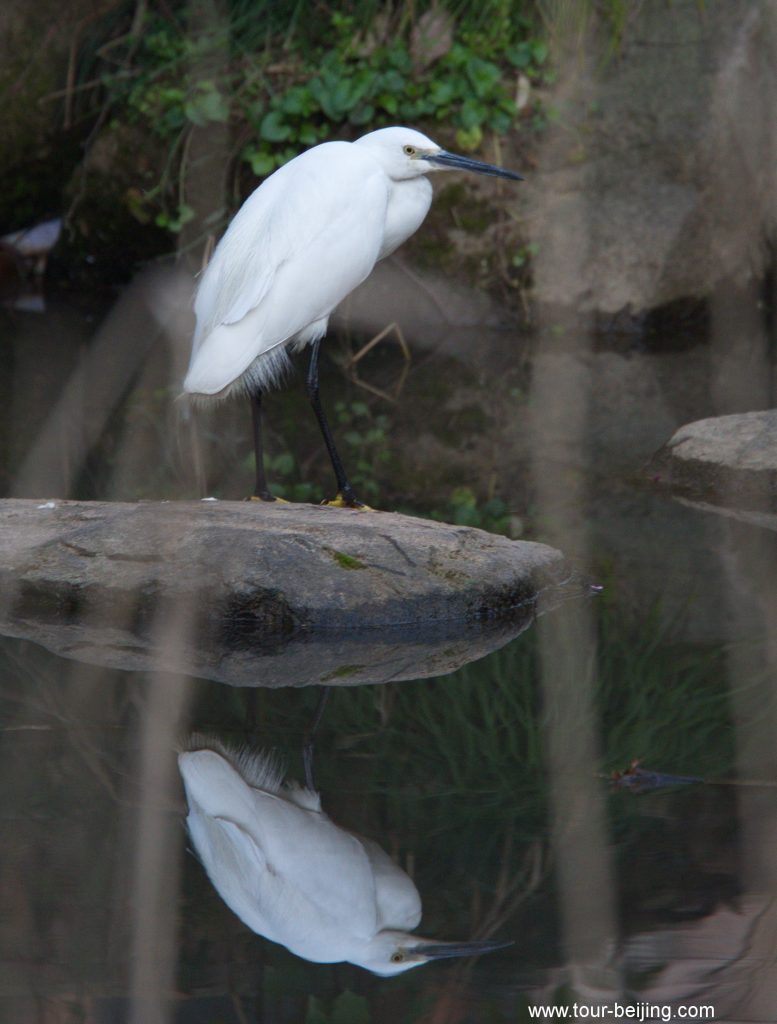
left=648, top=410, right=777, bottom=514
left=0, top=499, right=570, bottom=686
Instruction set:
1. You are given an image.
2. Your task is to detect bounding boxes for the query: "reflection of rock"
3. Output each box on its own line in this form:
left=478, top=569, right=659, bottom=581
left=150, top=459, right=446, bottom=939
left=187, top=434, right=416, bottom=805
left=0, top=498, right=569, bottom=686
left=623, top=893, right=777, bottom=1017
left=649, top=410, right=777, bottom=513
left=199, top=615, right=540, bottom=688
left=672, top=496, right=777, bottom=535
left=5, top=606, right=540, bottom=689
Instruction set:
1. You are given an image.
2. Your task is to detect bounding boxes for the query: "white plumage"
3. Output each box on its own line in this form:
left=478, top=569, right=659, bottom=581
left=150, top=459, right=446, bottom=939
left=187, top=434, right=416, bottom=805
left=181, top=126, right=522, bottom=503
left=178, top=738, right=510, bottom=975
left=184, top=129, right=435, bottom=399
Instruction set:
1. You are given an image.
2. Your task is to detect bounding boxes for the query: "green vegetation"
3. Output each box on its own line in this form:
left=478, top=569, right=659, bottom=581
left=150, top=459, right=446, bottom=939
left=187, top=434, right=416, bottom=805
left=330, top=400, right=392, bottom=505
left=262, top=395, right=513, bottom=533
left=327, top=550, right=367, bottom=571
left=429, top=485, right=514, bottom=534
left=258, top=451, right=318, bottom=504
left=90, top=1, right=549, bottom=232
left=248, top=399, right=391, bottom=504
left=320, top=664, right=366, bottom=682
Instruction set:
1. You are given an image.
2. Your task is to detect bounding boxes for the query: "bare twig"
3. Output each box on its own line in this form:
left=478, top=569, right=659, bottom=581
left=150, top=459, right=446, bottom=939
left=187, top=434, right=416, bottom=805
left=346, top=321, right=412, bottom=403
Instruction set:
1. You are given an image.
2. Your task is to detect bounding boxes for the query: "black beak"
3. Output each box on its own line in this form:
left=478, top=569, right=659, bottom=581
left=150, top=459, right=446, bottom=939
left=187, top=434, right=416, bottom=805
left=427, top=150, right=524, bottom=181
left=412, top=938, right=514, bottom=961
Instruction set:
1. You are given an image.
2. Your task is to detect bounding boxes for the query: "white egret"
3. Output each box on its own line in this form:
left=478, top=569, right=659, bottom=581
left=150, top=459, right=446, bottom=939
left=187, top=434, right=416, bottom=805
left=178, top=738, right=511, bottom=975
left=183, top=126, right=523, bottom=507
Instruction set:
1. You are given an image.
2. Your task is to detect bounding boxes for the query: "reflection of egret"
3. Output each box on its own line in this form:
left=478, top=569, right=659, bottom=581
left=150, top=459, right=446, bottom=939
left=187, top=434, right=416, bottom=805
left=179, top=738, right=511, bottom=975
left=183, top=126, right=523, bottom=506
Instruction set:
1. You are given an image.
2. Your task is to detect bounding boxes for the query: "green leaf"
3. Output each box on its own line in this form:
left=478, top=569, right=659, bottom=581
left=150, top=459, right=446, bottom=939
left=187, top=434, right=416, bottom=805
left=260, top=110, right=292, bottom=142
left=280, top=85, right=313, bottom=117
left=184, top=83, right=229, bottom=126
left=458, top=98, right=487, bottom=130
left=428, top=79, right=456, bottom=107
left=466, top=57, right=502, bottom=98
left=349, top=103, right=375, bottom=125
left=377, top=92, right=399, bottom=115
left=506, top=42, right=532, bottom=68
left=298, top=122, right=319, bottom=146
left=331, top=80, right=355, bottom=114
left=308, top=75, right=340, bottom=121
left=532, top=40, right=549, bottom=65
left=489, top=109, right=514, bottom=133
left=453, top=504, right=480, bottom=526
left=271, top=452, right=295, bottom=476
left=386, top=45, right=412, bottom=74
left=155, top=203, right=195, bottom=233
left=377, top=68, right=406, bottom=94
left=445, top=42, right=469, bottom=69
left=483, top=497, right=508, bottom=518
left=451, top=486, right=477, bottom=508
left=245, top=147, right=276, bottom=177
left=244, top=98, right=265, bottom=128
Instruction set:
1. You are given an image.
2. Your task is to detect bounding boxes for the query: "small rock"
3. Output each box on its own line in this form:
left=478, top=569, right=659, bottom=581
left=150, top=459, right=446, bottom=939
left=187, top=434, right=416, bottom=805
left=648, top=410, right=777, bottom=512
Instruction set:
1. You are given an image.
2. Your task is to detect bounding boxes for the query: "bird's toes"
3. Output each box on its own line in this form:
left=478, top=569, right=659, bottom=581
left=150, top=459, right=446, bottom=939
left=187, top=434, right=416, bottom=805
left=321, top=492, right=374, bottom=511
left=248, top=493, right=289, bottom=504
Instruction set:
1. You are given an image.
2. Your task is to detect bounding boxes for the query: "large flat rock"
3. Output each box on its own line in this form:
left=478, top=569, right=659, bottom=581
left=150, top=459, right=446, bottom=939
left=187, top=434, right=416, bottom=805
left=649, top=410, right=777, bottom=515
left=0, top=499, right=569, bottom=686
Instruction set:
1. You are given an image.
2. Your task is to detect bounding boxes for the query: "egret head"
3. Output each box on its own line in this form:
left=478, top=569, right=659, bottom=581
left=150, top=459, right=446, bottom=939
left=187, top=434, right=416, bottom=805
left=355, top=126, right=523, bottom=183
left=355, top=929, right=512, bottom=977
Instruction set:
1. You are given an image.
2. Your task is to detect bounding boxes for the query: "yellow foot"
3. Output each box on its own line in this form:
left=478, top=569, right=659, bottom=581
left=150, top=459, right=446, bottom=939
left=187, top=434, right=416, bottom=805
left=249, top=494, right=289, bottom=503
left=321, top=492, right=374, bottom=511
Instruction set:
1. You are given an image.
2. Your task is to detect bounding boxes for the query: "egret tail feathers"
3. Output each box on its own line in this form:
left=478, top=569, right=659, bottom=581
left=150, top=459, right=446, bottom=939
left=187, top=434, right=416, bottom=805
left=180, top=734, right=320, bottom=809
left=183, top=319, right=293, bottom=398
left=183, top=734, right=285, bottom=792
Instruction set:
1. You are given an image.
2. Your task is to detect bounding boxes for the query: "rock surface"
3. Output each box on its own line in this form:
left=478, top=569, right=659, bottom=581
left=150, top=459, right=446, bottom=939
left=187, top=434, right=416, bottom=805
left=649, top=410, right=777, bottom=513
left=528, top=0, right=777, bottom=314
left=0, top=499, right=570, bottom=686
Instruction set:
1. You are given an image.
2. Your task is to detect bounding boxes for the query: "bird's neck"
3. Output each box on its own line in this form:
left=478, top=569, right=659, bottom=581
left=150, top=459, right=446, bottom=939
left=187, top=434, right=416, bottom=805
left=378, top=177, right=433, bottom=260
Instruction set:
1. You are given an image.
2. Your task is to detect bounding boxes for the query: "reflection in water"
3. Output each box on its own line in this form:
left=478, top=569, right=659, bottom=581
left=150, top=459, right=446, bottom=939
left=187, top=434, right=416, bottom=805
left=0, top=593, right=764, bottom=1020
left=179, top=736, right=510, bottom=976
left=0, top=575, right=542, bottom=688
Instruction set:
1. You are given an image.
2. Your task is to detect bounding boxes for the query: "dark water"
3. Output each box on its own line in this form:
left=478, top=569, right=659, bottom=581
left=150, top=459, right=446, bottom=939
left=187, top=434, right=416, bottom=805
left=2, top=287, right=777, bottom=1023
left=3, top=511, right=775, bottom=1023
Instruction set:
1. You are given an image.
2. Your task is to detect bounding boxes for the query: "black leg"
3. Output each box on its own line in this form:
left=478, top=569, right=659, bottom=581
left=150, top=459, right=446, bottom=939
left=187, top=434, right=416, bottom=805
left=303, top=686, right=331, bottom=792
left=306, top=338, right=364, bottom=507
left=250, top=390, right=275, bottom=501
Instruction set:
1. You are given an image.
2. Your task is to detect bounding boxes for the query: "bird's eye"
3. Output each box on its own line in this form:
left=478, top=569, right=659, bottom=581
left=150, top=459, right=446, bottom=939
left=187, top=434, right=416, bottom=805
left=403, top=145, right=417, bottom=157
left=391, top=951, right=405, bottom=963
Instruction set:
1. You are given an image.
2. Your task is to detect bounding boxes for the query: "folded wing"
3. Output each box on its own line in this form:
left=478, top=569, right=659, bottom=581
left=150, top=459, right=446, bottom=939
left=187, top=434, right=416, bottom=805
left=185, top=143, right=388, bottom=396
